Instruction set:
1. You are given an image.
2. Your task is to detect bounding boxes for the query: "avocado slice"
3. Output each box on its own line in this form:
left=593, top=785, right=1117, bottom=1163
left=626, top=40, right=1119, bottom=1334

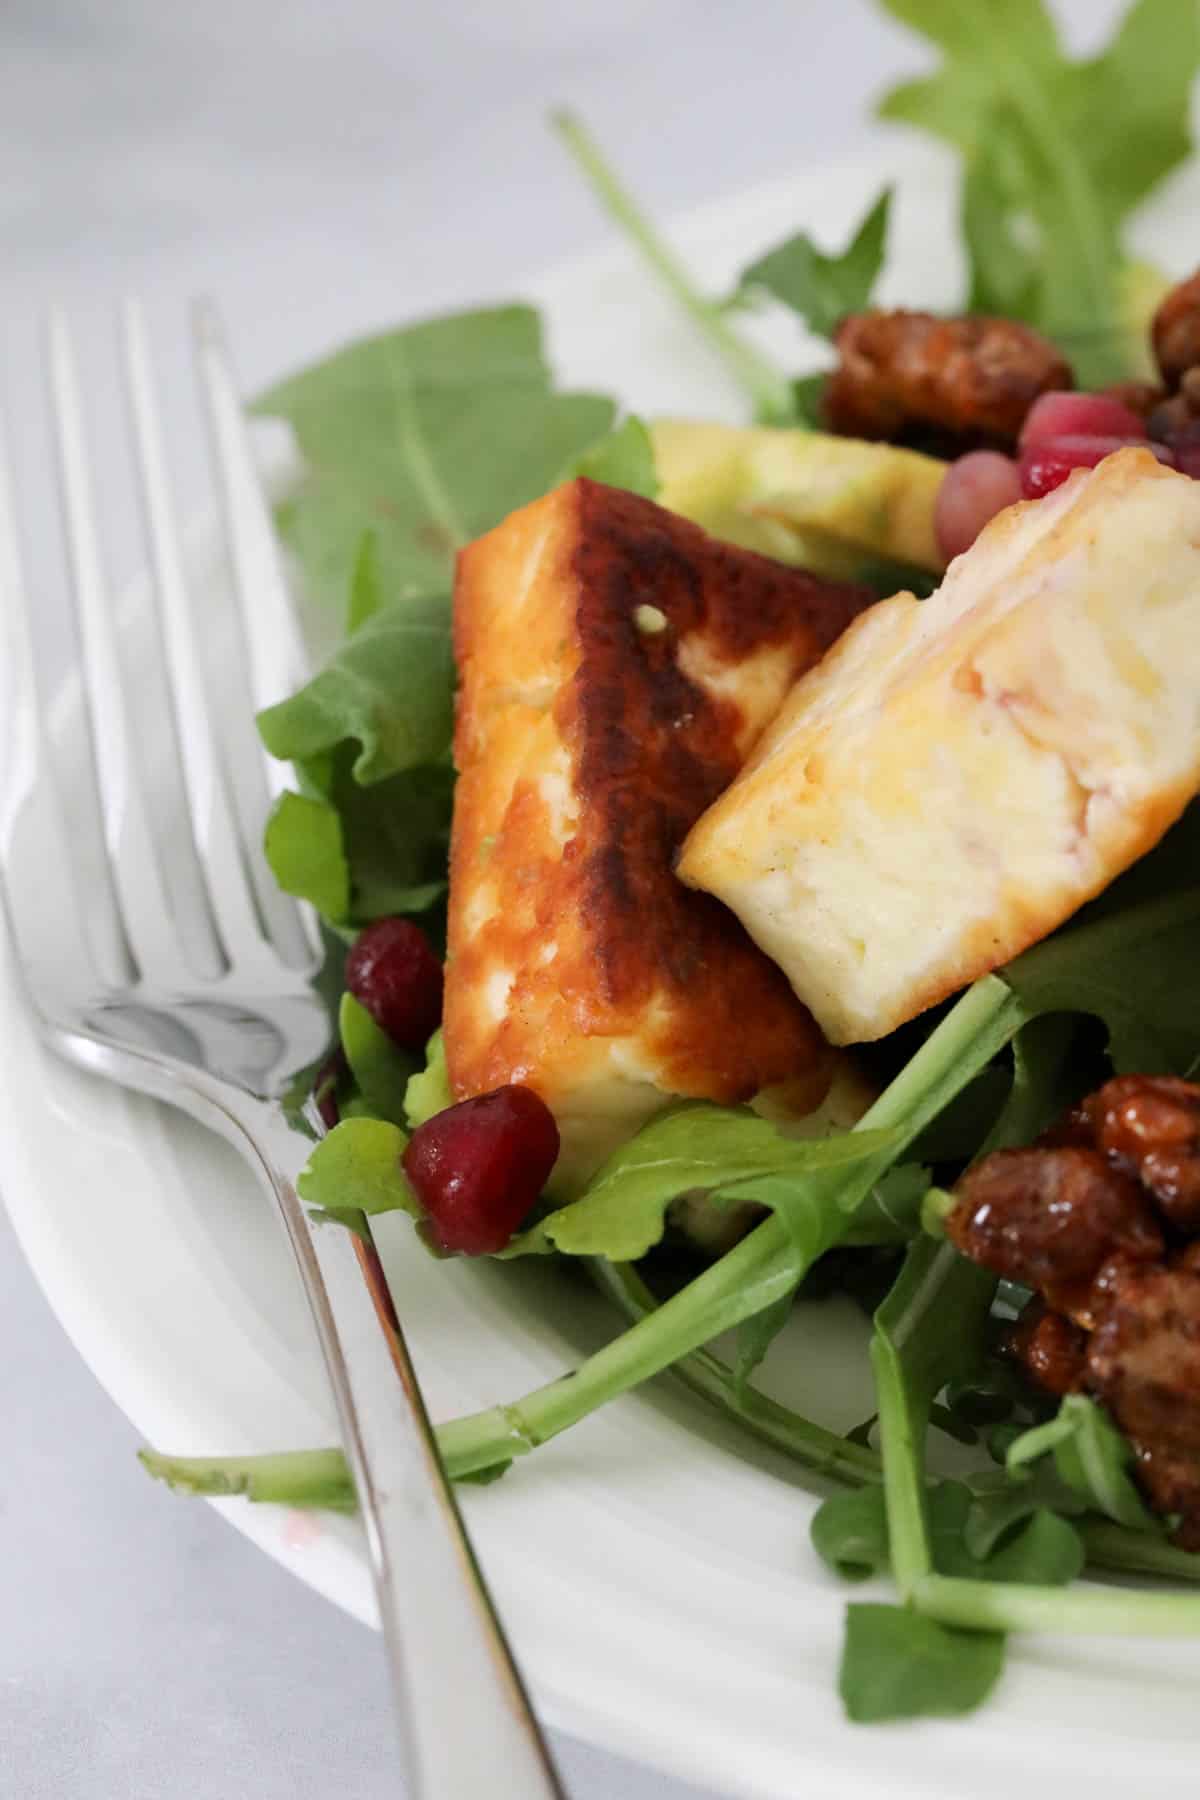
left=652, top=419, right=946, bottom=581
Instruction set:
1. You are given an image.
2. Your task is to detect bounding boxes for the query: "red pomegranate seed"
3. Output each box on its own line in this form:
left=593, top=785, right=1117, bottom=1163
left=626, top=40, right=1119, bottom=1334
left=402, top=1085, right=560, bottom=1255
left=345, top=917, right=443, bottom=1050
left=1019, top=391, right=1147, bottom=449
left=1018, top=435, right=1176, bottom=500
left=934, top=451, right=1022, bottom=562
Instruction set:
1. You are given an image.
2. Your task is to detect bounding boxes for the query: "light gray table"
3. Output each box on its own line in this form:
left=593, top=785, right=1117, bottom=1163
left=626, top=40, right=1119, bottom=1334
left=0, top=3, right=1124, bottom=1794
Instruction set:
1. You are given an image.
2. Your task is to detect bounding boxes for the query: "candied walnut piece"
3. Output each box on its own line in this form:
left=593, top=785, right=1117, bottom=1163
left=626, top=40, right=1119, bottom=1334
left=1083, top=1075, right=1200, bottom=1233
left=950, top=1068, right=1200, bottom=1545
left=1100, top=379, right=1166, bottom=422
left=1152, top=269, right=1200, bottom=389
left=1146, top=374, right=1200, bottom=444
left=946, top=1147, right=1163, bottom=1320
left=1035, top=1104, right=1093, bottom=1149
left=1087, top=1255, right=1200, bottom=1544
left=823, top=309, right=1073, bottom=451
left=1007, top=1298, right=1088, bottom=1397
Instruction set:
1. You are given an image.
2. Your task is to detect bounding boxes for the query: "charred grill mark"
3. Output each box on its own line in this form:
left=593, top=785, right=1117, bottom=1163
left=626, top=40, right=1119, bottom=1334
left=568, top=479, right=871, bottom=1012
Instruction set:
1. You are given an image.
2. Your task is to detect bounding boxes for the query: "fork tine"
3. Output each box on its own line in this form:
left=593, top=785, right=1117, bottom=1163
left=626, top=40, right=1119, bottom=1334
left=121, top=300, right=230, bottom=982
left=192, top=301, right=316, bottom=971
left=0, top=408, right=39, bottom=831
left=0, top=403, right=100, bottom=1010
left=44, top=310, right=139, bottom=990
left=192, top=299, right=309, bottom=713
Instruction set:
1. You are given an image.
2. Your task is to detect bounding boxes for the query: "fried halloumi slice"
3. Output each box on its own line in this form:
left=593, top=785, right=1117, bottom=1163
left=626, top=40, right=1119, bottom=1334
left=444, top=477, right=872, bottom=1191
left=679, top=448, right=1200, bottom=1046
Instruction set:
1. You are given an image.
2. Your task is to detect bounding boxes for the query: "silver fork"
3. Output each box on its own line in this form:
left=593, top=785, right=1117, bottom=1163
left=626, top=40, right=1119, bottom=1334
left=0, top=301, right=566, bottom=1800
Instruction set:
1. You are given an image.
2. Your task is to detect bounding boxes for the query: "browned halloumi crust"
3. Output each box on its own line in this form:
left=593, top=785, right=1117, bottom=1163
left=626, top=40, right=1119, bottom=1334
left=443, top=479, right=872, bottom=1180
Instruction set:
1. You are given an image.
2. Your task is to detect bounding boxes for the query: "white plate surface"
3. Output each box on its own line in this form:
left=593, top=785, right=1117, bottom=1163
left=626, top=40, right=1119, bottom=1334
left=5, top=143, right=1200, bottom=1800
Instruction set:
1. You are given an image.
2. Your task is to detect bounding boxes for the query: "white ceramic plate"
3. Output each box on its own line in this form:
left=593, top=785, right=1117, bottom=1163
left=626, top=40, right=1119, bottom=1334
left=6, top=144, right=1200, bottom=1800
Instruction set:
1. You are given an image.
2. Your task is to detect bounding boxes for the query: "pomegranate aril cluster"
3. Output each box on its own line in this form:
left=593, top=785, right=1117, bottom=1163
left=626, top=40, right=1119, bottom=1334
left=933, top=387, right=1197, bottom=566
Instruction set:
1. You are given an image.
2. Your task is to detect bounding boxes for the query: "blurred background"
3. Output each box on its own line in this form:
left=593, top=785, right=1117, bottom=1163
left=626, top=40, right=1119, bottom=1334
left=0, top=2, right=1155, bottom=1797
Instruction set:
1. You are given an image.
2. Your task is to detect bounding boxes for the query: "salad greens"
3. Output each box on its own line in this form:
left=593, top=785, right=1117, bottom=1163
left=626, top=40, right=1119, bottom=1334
left=550, top=110, right=796, bottom=425
left=563, top=413, right=659, bottom=497
left=839, top=1602, right=1006, bottom=1723
left=262, top=791, right=349, bottom=923
left=257, top=304, right=615, bottom=612
left=877, top=0, right=1199, bottom=383
left=139, top=0, right=1200, bottom=1730
left=336, top=993, right=415, bottom=1130
left=735, top=188, right=893, bottom=342
left=256, top=304, right=624, bottom=927
left=299, top=1103, right=905, bottom=1262
left=1006, top=1394, right=1161, bottom=1533
left=257, top=590, right=455, bottom=787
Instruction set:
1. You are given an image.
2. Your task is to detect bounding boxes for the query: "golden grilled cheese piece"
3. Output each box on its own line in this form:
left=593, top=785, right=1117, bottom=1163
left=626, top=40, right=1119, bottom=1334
left=443, top=478, right=872, bottom=1191
left=679, top=448, right=1200, bottom=1045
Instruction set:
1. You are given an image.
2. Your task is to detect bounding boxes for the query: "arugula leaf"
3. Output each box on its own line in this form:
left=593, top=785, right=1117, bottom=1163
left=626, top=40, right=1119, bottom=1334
left=592, top=1257, right=885, bottom=1486
left=737, top=188, right=892, bottom=339
left=258, top=305, right=614, bottom=611
left=263, top=791, right=349, bottom=921
left=961, top=131, right=1042, bottom=321
left=851, top=1162, right=932, bottom=1244
left=942, top=1359, right=1024, bottom=1431
left=909, top=1065, right=1010, bottom=1163
left=842, top=1232, right=1079, bottom=1719
left=1056, top=0, right=1200, bottom=230
left=429, top=979, right=1026, bottom=1484
left=287, top=1051, right=892, bottom=1267
left=928, top=1482, right=1083, bottom=1585
left=1003, top=886, right=1200, bottom=1076
left=258, top=593, right=454, bottom=786
left=812, top=1487, right=891, bottom=1582
left=876, top=0, right=1199, bottom=385
left=346, top=530, right=385, bottom=635
left=961, top=1464, right=1085, bottom=1558
left=819, top=1475, right=1083, bottom=1593
left=297, top=1117, right=415, bottom=1221
left=789, top=372, right=828, bottom=428
left=500, top=1106, right=901, bottom=1262
left=552, top=110, right=796, bottom=424
left=1007, top=1394, right=1161, bottom=1533
left=731, top=1290, right=795, bottom=1399
left=872, top=1236, right=996, bottom=1594
left=564, top=415, right=658, bottom=497
left=338, top=992, right=415, bottom=1130
left=986, top=1013, right=1079, bottom=1151
left=257, top=306, right=623, bottom=934
left=839, top=1604, right=1005, bottom=1723
left=1080, top=1519, right=1200, bottom=1584
left=405, top=1029, right=451, bottom=1127
left=310, top=751, right=452, bottom=927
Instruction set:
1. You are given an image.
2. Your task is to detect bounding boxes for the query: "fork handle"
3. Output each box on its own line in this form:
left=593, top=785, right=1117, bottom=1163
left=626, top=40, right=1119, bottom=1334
left=216, top=1086, right=568, bottom=1798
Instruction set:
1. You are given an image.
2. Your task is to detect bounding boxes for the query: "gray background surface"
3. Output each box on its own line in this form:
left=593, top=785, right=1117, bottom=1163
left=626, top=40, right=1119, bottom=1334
left=0, top=2, right=1126, bottom=1795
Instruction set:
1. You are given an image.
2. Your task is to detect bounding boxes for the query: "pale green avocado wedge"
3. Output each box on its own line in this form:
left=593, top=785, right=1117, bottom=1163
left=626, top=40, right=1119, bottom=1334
left=652, top=419, right=946, bottom=581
